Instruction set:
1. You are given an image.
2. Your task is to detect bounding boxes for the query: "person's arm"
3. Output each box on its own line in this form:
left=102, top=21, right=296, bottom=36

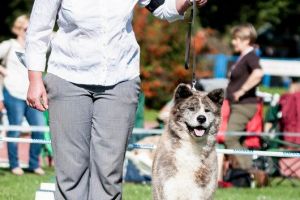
left=25, top=0, right=61, bottom=111
left=0, top=40, right=11, bottom=60
left=0, top=40, right=11, bottom=111
left=138, top=0, right=207, bottom=22
left=0, top=88, right=4, bottom=111
left=0, top=40, right=12, bottom=76
left=233, top=69, right=264, bottom=101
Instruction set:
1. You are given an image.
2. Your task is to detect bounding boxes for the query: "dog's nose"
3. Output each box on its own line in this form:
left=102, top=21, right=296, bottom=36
left=197, top=115, right=206, bottom=123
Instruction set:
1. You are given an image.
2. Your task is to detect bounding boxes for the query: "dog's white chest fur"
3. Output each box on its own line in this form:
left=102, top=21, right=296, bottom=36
left=163, top=141, right=216, bottom=200
left=164, top=143, right=202, bottom=199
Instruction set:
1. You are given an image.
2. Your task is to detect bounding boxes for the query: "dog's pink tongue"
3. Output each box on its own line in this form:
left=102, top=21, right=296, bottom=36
left=194, top=129, right=205, bottom=137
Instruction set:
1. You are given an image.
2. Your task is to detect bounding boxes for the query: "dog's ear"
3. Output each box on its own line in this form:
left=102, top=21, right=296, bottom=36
left=207, top=88, right=224, bottom=106
left=174, top=84, right=193, bottom=103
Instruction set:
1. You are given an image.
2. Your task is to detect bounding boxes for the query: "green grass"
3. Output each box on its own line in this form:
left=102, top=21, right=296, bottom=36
left=124, top=181, right=300, bottom=200
left=259, top=86, right=287, bottom=95
left=1, top=167, right=300, bottom=200
left=214, top=184, right=300, bottom=200
left=0, top=167, right=55, bottom=200
left=144, top=108, right=159, bottom=122
left=124, top=183, right=152, bottom=200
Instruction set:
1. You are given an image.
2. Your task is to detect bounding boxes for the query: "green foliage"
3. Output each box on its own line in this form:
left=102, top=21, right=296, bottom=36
left=256, top=0, right=290, bottom=25
left=0, top=0, right=33, bottom=40
left=199, top=0, right=300, bottom=35
left=133, top=8, right=193, bottom=109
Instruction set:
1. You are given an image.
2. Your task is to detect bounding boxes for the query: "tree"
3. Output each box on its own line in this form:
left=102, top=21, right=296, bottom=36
left=0, top=0, right=33, bottom=40
left=198, top=0, right=299, bottom=33
left=198, top=0, right=300, bottom=57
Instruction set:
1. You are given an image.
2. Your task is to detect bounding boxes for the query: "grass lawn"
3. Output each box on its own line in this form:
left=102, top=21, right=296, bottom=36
left=0, top=167, right=55, bottom=200
left=144, top=108, right=159, bottom=122
left=259, top=86, right=287, bottom=95
left=1, top=167, right=300, bottom=200
left=124, top=181, right=300, bottom=200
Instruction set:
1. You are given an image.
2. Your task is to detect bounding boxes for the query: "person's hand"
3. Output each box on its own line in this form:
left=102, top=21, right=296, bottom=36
left=27, top=71, right=48, bottom=111
left=0, top=65, right=7, bottom=76
left=233, top=89, right=246, bottom=102
left=0, top=101, right=5, bottom=111
left=195, top=0, right=208, bottom=7
left=177, top=0, right=207, bottom=15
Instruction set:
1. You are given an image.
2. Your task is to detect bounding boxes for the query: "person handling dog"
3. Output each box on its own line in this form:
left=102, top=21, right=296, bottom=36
left=25, top=0, right=207, bottom=199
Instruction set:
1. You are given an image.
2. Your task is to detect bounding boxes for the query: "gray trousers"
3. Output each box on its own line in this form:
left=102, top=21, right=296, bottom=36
left=44, top=73, right=140, bottom=200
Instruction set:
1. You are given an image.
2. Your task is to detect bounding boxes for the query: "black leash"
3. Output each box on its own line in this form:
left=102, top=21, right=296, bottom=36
left=184, top=0, right=197, bottom=90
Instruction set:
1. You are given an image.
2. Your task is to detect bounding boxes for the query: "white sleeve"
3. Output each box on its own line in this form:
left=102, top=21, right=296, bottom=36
left=0, top=40, right=11, bottom=102
left=138, top=0, right=184, bottom=22
left=25, top=0, right=61, bottom=72
left=0, top=40, right=12, bottom=60
left=138, top=0, right=151, bottom=7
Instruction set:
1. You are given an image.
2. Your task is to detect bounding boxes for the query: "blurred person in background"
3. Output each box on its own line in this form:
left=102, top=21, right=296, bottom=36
left=0, top=15, right=45, bottom=176
left=225, top=23, right=264, bottom=170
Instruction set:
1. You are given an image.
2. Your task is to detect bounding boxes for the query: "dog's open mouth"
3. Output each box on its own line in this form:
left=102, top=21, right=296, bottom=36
left=186, top=124, right=207, bottom=137
left=193, top=127, right=206, bottom=137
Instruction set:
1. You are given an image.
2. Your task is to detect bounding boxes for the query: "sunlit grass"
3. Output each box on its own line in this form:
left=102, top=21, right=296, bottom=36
left=1, top=167, right=299, bottom=200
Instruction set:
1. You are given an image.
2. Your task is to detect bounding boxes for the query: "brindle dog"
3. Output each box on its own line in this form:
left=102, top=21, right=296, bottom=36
left=152, top=84, right=224, bottom=200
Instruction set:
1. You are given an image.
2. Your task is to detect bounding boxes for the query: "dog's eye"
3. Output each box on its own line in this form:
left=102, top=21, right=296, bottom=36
left=205, top=109, right=211, bottom=112
left=188, top=107, right=195, bottom=111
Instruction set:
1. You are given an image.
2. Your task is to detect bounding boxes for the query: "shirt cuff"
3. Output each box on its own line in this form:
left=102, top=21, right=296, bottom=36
left=163, top=0, right=185, bottom=22
left=25, top=51, right=46, bottom=72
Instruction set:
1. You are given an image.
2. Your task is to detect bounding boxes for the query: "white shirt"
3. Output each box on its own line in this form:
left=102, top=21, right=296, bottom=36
left=0, top=39, right=28, bottom=100
left=25, top=0, right=183, bottom=85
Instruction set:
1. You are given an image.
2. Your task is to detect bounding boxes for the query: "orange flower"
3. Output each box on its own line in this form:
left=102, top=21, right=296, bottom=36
left=151, top=80, right=161, bottom=88
left=153, top=66, right=164, bottom=75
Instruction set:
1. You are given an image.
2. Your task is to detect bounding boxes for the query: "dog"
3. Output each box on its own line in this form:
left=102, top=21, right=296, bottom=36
left=152, top=83, right=224, bottom=200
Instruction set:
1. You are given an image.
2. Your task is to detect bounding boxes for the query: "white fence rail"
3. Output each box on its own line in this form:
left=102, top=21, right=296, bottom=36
left=260, top=58, right=300, bottom=77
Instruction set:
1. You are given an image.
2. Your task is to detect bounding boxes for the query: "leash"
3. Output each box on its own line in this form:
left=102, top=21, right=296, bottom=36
left=184, top=0, right=197, bottom=90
